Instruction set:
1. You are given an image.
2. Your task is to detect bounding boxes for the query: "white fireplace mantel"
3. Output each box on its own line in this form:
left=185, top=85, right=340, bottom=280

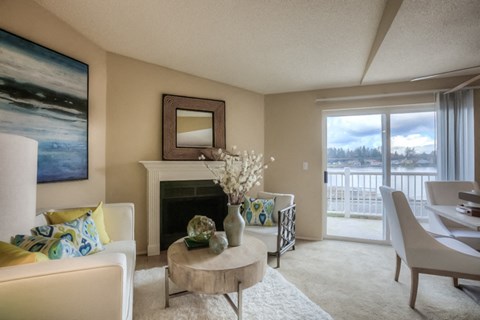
left=140, top=161, right=223, bottom=255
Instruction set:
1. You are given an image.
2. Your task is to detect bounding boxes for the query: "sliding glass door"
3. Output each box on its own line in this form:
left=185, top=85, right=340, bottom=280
left=324, top=107, right=436, bottom=242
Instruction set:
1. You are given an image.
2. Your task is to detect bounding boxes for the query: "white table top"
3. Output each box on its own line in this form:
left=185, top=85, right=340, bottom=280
left=426, top=205, right=480, bottom=231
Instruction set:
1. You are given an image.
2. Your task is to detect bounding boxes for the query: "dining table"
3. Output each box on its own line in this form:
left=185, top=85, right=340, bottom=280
left=425, top=204, right=480, bottom=231
left=425, top=204, right=480, bottom=305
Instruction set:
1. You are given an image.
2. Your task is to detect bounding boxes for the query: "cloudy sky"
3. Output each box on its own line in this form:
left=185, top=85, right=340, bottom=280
left=327, top=112, right=436, bottom=155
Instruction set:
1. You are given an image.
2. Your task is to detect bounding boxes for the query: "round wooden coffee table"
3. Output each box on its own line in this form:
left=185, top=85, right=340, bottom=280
left=165, top=234, right=267, bottom=319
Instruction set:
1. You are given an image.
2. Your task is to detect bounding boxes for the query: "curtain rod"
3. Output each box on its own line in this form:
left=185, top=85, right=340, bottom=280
left=315, top=86, right=480, bottom=103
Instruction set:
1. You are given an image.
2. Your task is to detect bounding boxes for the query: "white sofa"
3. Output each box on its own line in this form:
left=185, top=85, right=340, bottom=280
left=0, top=203, right=136, bottom=320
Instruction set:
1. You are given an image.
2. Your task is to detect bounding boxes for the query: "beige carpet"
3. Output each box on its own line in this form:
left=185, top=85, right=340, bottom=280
left=276, top=240, right=480, bottom=320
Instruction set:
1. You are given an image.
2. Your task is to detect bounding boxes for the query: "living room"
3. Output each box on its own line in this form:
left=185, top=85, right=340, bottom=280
left=1, top=0, right=480, bottom=319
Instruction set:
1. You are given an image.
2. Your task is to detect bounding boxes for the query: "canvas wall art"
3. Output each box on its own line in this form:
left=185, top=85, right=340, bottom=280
left=0, top=28, right=88, bottom=183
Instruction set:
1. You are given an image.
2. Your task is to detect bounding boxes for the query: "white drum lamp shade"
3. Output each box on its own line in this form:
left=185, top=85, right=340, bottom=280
left=0, top=133, right=38, bottom=242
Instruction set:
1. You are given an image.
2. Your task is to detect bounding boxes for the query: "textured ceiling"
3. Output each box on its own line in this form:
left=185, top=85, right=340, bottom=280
left=33, top=0, right=480, bottom=94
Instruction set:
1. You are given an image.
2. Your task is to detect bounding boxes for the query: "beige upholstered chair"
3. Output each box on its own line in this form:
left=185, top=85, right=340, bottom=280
left=379, top=186, right=480, bottom=308
left=243, top=191, right=296, bottom=268
left=425, top=181, right=480, bottom=250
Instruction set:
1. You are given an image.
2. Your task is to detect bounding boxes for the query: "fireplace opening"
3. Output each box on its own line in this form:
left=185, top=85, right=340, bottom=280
left=160, top=180, right=227, bottom=250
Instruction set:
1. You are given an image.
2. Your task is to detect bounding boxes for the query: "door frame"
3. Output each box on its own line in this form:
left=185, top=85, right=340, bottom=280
left=321, top=104, right=435, bottom=245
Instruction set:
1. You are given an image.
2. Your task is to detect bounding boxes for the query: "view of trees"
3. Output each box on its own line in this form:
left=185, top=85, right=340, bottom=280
left=328, top=146, right=436, bottom=168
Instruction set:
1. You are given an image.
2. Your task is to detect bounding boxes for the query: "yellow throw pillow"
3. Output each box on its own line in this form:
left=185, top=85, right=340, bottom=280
left=0, top=241, right=48, bottom=267
left=44, top=202, right=111, bottom=244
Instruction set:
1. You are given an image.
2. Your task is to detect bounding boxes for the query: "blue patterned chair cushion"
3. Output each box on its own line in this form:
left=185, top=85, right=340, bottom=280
left=11, top=235, right=80, bottom=259
left=31, top=212, right=104, bottom=256
left=243, top=198, right=275, bottom=226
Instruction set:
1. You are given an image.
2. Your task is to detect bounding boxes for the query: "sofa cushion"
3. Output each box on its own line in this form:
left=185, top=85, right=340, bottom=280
left=243, top=197, right=275, bottom=226
left=32, top=212, right=104, bottom=256
left=12, top=235, right=80, bottom=259
left=244, top=226, right=278, bottom=252
left=44, top=202, right=111, bottom=244
left=0, top=241, right=48, bottom=267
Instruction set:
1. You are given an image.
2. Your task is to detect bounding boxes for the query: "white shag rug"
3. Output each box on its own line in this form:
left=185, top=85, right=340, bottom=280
left=133, top=266, right=333, bottom=320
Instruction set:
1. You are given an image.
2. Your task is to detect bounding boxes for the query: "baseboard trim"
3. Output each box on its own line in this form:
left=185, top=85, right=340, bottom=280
left=296, top=236, right=323, bottom=241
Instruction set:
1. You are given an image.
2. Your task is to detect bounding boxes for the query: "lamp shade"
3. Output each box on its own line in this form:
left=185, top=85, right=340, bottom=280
left=0, top=133, right=38, bottom=242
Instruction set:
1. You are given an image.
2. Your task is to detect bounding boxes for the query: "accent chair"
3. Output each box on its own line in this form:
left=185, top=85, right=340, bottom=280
left=243, top=191, right=296, bottom=268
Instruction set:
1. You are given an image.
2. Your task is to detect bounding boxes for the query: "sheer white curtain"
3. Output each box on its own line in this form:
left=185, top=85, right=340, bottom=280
left=436, top=89, right=474, bottom=180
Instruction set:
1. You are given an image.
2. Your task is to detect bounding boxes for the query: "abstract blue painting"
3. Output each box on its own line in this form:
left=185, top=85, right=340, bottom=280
left=0, top=29, right=88, bottom=183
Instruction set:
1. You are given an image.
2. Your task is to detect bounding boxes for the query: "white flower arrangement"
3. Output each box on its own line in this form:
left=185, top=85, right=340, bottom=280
left=200, top=146, right=275, bottom=205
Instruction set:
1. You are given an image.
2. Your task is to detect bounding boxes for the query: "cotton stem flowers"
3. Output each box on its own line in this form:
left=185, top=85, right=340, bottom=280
left=199, top=147, right=275, bottom=205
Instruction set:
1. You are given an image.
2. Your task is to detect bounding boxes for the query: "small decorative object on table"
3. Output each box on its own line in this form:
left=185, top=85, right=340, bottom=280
left=223, top=204, right=244, bottom=246
left=200, top=146, right=275, bottom=246
left=185, top=215, right=216, bottom=249
left=456, top=204, right=480, bottom=217
left=209, top=233, right=228, bottom=254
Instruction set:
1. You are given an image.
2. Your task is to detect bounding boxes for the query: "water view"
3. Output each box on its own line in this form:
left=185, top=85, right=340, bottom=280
left=326, top=111, right=437, bottom=234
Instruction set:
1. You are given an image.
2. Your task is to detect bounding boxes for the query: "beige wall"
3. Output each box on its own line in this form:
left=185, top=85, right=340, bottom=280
left=264, top=91, right=324, bottom=240
left=265, top=78, right=480, bottom=240
left=2, top=0, right=479, bottom=250
left=0, top=1, right=264, bottom=254
left=0, top=0, right=107, bottom=209
left=105, top=53, right=264, bottom=253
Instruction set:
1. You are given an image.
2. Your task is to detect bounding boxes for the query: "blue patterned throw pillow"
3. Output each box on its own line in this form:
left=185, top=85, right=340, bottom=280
left=243, top=198, right=275, bottom=226
left=31, top=212, right=104, bottom=256
left=12, top=235, right=80, bottom=259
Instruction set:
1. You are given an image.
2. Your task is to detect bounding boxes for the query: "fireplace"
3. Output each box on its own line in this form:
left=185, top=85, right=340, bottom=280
left=160, top=180, right=227, bottom=250
left=140, top=160, right=225, bottom=255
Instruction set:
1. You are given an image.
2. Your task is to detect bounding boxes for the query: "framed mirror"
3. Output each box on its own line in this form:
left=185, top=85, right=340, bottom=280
left=176, top=109, right=213, bottom=148
left=162, top=94, right=226, bottom=160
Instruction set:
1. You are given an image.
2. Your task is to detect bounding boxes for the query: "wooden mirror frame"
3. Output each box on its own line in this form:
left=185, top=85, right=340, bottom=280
left=162, top=94, right=226, bottom=160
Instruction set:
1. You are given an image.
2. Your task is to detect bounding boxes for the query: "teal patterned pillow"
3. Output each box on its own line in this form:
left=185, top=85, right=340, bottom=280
left=12, top=235, right=80, bottom=259
left=31, top=212, right=104, bottom=256
left=243, top=198, right=275, bottom=226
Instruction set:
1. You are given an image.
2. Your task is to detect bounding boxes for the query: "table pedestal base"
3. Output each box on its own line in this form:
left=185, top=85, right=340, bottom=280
left=164, top=266, right=245, bottom=320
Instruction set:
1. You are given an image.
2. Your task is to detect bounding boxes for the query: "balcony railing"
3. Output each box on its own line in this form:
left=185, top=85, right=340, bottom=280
left=327, top=168, right=437, bottom=220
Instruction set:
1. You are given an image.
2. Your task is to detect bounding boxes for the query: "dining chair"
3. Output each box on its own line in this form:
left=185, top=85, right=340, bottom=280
left=425, top=181, right=480, bottom=250
left=379, top=186, right=480, bottom=308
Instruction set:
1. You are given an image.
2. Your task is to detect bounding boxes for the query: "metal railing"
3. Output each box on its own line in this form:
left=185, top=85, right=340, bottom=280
left=327, top=168, right=437, bottom=219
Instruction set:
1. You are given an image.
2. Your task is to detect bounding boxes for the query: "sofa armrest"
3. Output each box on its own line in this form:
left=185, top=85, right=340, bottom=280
left=103, top=203, right=135, bottom=241
left=0, top=253, right=127, bottom=320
